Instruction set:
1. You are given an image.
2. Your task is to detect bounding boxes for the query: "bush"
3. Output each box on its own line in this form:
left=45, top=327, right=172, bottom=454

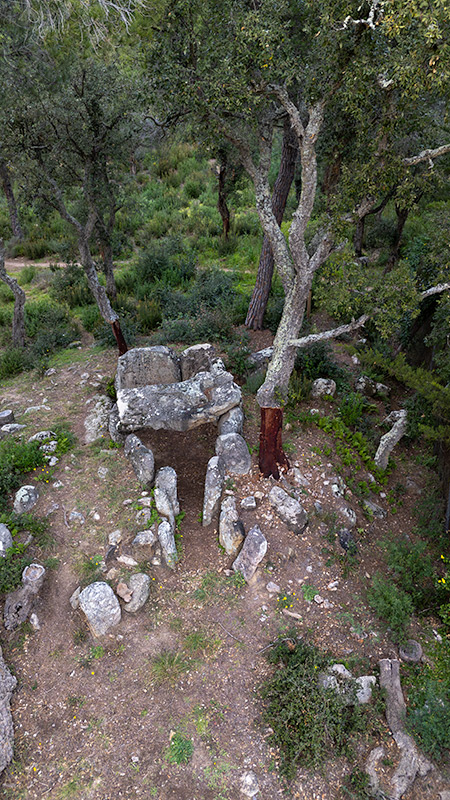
left=406, top=676, right=450, bottom=761
left=94, top=314, right=137, bottom=348
left=135, top=238, right=196, bottom=287
left=259, top=635, right=366, bottom=781
left=0, top=543, right=31, bottom=594
left=51, top=262, right=92, bottom=308
left=0, top=438, right=45, bottom=510
left=136, top=299, right=162, bottom=333
left=18, top=265, right=37, bottom=285
left=78, top=304, right=102, bottom=333
left=385, top=537, right=439, bottom=612
left=295, top=342, right=350, bottom=390
left=0, top=347, right=35, bottom=380
left=338, top=393, right=367, bottom=428
left=367, top=574, right=414, bottom=643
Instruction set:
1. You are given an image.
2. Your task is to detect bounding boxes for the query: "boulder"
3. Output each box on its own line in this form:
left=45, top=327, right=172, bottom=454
left=215, top=433, right=251, bottom=475
left=374, top=409, right=408, bottom=470
left=108, top=403, right=126, bottom=444
left=219, top=496, right=244, bottom=555
left=157, top=519, right=178, bottom=569
left=232, top=525, right=267, bottom=582
left=202, top=456, right=225, bottom=527
left=13, top=485, right=39, bottom=514
left=0, top=424, right=26, bottom=438
left=311, top=378, right=336, bottom=398
left=132, top=527, right=158, bottom=548
left=155, top=467, right=179, bottom=516
left=78, top=582, right=121, bottom=637
left=0, top=525, right=13, bottom=557
left=180, top=343, right=216, bottom=380
left=363, top=499, right=386, bottom=519
left=84, top=395, right=113, bottom=443
left=247, top=347, right=273, bottom=372
left=0, top=645, right=17, bottom=775
left=28, top=430, right=55, bottom=443
left=124, top=434, right=155, bottom=486
left=116, top=346, right=181, bottom=391
left=123, top=573, right=151, bottom=613
left=117, top=361, right=241, bottom=433
left=218, top=406, right=244, bottom=436
left=268, top=486, right=308, bottom=534
left=355, top=375, right=377, bottom=396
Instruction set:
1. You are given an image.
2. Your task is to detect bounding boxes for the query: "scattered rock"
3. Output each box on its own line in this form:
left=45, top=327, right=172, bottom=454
left=0, top=410, right=14, bottom=425
left=13, top=485, right=39, bottom=514
left=240, top=770, right=259, bottom=797
left=327, top=580, right=339, bottom=591
left=68, top=510, right=85, bottom=525
left=108, top=530, right=122, bottom=546
left=266, top=581, right=281, bottom=594
left=116, top=555, right=138, bottom=568
left=202, top=456, right=225, bottom=526
left=4, top=564, right=46, bottom=631
left=116, top=346, right=181, bottom=390
left=22, top=563, right=45, bottom=593
left=215, top=433, right=251, bottom=475
left=363, top=499, right=386, bottom=519
left=355, top=375, right=377, bottom=396
left=311, top=378, right=337, bottom=398
left=268, top=486, right=308, bottom=534
left=1, top=423, right=26, bottom=437
left=97, top=466, right=109, bottom=480
left=399, top=639, right=423, bottom=663
left=374, top=409, right=408, bottom=470
left=318, top=664, right=376, bottom=705
left=355, top=675, right=377, bottom=704
left=218, top=406, right=244, bottom=436
left=338, top=528, right=356, bottom=552
left=29, top=613, right=40, bottom=630
left=124, top=434, right=155, bottom=486
left=405, top=477, right=422, bottom=494
left=314, top=594, right=324, bottom=605
left=0, top=645, right=17, bottom=775
left=123, top=574, right=151, bottom=613
left=136, top=508, right=153, bottom=527
left=69, top=587, right=81, bottom=610
left=180, top=343, right=216, bottom=381
left=158, top=519, right=178, bottom=569
left=233, top=525, right=267, bottom=582
left=288, top=467, right=310, bottom=487
left=155, top=466, right=180, bottom=516
left=0, top=525, right=13, bottom=557
left=84, top=395, right=113, bottom=443
left=336, top=504, right=357, bottom=527
left=219, top=496, right=244, bottom=555
left=27, top=430, right=55, bottom=443
left=241, top=496, right=256, bottom=510
left=78, top=582, right=121, bottom=637
left=116, top=582, right=133, bottom=603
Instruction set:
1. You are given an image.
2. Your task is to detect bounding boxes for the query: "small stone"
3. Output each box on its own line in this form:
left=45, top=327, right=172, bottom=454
left=241, top=496, right=256, bottom=510
left=314, top=594, right=324, bottom=605
left=306, top=565, right=313, bottom=573
left=108, top=530, right=122, bottom=546
left=45, top=502, right=59, bottom=517
left=92, top=512, right=100, bottom=521
left=69, top=587, right=81, bottom=610
left=268, top=486, right=308, bottom=534
left=44, top=368, right=56, bottom=376
left=29, top=613, right=40, bottom=630
left=132, top=528, right=158, bottom=548
left=240, top=770, right=259, bottom=797
left=0, top=410, right=14, bottom=425
left=116, top=582, right=133, bottom=603
left=266, top=582, right=281, bottom=594
left=13, top=485, right=39, bottom=514
left=0, top=524, right=13, bottom=557
left=116, top=555, right=138, bottom=568
left=338, top=528, right=356, bottom=552
left=355, top=675, right=376, bottom=704
left=47, top=456, right=58, bottom=467
left=123, top=573, right=151, bottom=613
left=28, top=430, right=56, bottom=443
left=52, top=480, right=63, bottom=489
left=399, top=639, right=423, bottom=663
left=97, top=466, right=109, bottom=480
left=122, top=498, right=132, bottom=506
left=327, top=580, right=339, bottom=591
left=69, top=510, right=85, bottom=526
left=215, top=433, right=251, bottom=475
left=363, top=500, right=386, bottom=519
left=288, top=467, right=310, bottom=487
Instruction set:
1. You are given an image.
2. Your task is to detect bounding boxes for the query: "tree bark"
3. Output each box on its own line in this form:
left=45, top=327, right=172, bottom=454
left=0, top=160, right=24, bottom=240
left=354, top=216, right=365, bottom=257
left=0, top=242, right=26, bottom=347
left=259, top=407, right=289, bottom=478
left=245, top=118, right=298, bottom=330
left=384, top=204, right=410, bottom=271
left=217, top=162, right=230, bottom=238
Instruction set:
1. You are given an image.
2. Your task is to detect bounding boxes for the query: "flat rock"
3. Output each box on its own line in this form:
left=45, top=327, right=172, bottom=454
left=116, top=346, right=181, bottom=390
left=13, top=485, right=39, bottom=514
left=78, top=582, right=121, bottom=637
left=240, top=770, right=259, bottom=797
left=0, top=645, right=17, bottom=775
left=0, top=525, right=13, bottom=557
left=180, top=343, right=216, bottom=380
left=363, top=499, right=386, bottom=519
left=288, top=467, right=310, bottom=487
left=117, top=361, right=241, bottom=433
left=124, top=434, right=155, bottom=486
left=123, top=573, right=151, bottom=613
left=84, top=395, right=113, bottom=443
left=202, top=456, right=225, bottom=526
left=215, top=433, right=251, bottom=475
left=0, top=410, right=14, bottom=425
left=268, top=486, right=308, bottom=534
left=28, top=430, right=55, bottom=443
left=233, top=525, right=267, bottom=582
left=241, top=496, right=256, bottom=510
left=0, top=423, right=26, bottom=437
left=399, top=639, right=423, bottom=663
left=311, top=378, right=336, bottom=398
left=132, top=528, right=158, bottom=547
left=219, top=496, right=244, bottom=555
left=218, top=406, right=244, bottom=436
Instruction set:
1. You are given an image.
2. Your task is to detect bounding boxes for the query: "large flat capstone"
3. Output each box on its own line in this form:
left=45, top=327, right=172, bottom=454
left=117, top=361, right=241, bottom=433
left=116, top=346, right=181, bottom=391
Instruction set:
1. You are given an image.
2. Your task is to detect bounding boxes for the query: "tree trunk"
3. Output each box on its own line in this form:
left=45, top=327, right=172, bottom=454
left=259, top=407, right=289, bottom=478
left=0, top=160, right=24, bottom=240
left=0, top=243, right=26, bottom=347
left=98, top=238, right=117, bottom=301
left=384, top=204, right=410, bottom=271
left=354, top=216, right=365, bottom=257
left=78, top=233, right=127, bottom=354
left=245, top=119, right=299, bottom=330
left=217, top=162, right=230, bottom=238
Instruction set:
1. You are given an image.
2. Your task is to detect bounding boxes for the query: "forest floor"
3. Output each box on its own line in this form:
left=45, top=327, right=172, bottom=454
left=0, top=328, right=449, bottom=800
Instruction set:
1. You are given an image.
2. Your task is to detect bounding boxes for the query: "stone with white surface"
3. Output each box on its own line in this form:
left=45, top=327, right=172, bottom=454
left=78, top=582, right=121, bottom=636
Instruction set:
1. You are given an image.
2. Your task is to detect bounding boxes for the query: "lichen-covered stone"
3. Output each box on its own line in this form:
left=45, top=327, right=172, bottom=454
left=155, top=467, right=179, bottom=516
left=13, top=485, right=39, bottom=514
left=84, top=395, right=113, bottom=443
left=0, top=525, right=12, bottom=557
left=0, top=645, right=17, bottom=775
left=219, top=496, right=244, bottom=555
left=116, top=346, right=181, bottom=391
left=268, top=486, right=308, bottom=534
left=202, top=456, right=225, bottom=526
left=180, top=343, right=216, bottom=380
left=311, top=378, right=336, bottom=398
left=232, top=525, right=267, bottom=582
left=215, top=433, right=251, bottom=475
left=123, top=573, right=151, bottom=613
left=217, top=406, right=244, bottom=436
left=374, top=410, right=408, bottom=470
left=158, top=520, right=178, bottom=569
left=124, top=434, right=155, bottom=486
left=78, top=582, right=121, bottom=637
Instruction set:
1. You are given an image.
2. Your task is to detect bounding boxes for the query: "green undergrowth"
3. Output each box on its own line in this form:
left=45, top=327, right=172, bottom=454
left=0, top=513, right=51, bottom=594
left=404, top=637, right=450, bottom=761
left=259, top=633, right=371, bottom=783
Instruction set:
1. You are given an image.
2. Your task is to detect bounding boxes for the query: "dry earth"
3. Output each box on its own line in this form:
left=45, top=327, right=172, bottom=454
left=0, top=333, right=449, bottom=800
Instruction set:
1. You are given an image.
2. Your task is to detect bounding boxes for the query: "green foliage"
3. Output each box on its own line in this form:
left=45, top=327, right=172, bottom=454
left=76, top=554, right=104, bottom=586
left=135, top=237, right=196, bottom=288
left=224, top=335, right=251, bottom=378
left=260, top=636, right=367, bottom=781
left=367, top=574, right=414, bottom=643
left=0, top=543, right=31, bottom=594
left=94, top=314, right=137, bottom=348
left=166, top=732, right=194, bottom=765
left=18, top=265, right=37, bottom=286
left=0, top=347, right=35, bottom=379
left=405, top=638, right=450, bottom=763
left=295, top=342, right=350, bottom=391
left=78, top=304, right=101, bottom=333
left=341, top=768, right=372, bottom=799
left=136, top=299, right=162, bottom=333
left=384, top=537, right=439, bottom=612
left=0, top=438, right=45, bottom=510
left=338, top=393, right=367, bottom=429
left=151, top=651, right=190, bottom=685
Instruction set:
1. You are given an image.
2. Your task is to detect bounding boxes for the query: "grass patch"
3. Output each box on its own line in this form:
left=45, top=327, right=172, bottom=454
left=166, top=732, right=194, bottom=765
left=151, top=650, right=190, bottom=685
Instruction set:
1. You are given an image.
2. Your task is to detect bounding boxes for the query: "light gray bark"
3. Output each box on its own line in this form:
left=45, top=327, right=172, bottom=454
left=0, top=241, right=26, bottom=347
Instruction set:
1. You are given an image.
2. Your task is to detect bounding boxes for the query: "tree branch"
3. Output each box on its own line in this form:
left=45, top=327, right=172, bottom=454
left=289, top=314, right=369, bottom=348
left=403, top=143, right=450, bottom=167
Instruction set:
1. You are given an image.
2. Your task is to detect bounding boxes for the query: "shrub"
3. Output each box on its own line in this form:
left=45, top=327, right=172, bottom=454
left=0, top=438, right=45, bottom=510
left=367, top=574, right=414, bottom=643
left=259, top=635, right=366, bottom=781
left=0, top=347, right=35, bottom=380
left=50, top=262, right=92, bottom=308
left=166, top=732, right=194, bottom=765
left=18, top=265, right=37, bottom=285
left=295, top=342, right=350, bottom=390
left=137, top=299, right=162, bottom=333
left=0, top=543, right=31, bottom=594
left=78, top=304, right=102, bottom=333
left=135, top=238, right=196, bottom=287
left=384, top=538, right=439, bottom=612
left=94, top=314, right=137, bottom=348
left=406, top=676, right=450, bottom=761
left=25, top=299, right=76, bottom=343
left=338, top=393, right=367, bottom=428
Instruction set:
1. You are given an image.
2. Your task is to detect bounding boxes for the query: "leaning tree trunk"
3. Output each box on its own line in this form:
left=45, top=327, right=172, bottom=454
left=0, top=242, right=26, bottom=347
left=384, top=204, right=410, bottom=272
left=98, top=238, right=117, bottom=302
left=78, top=234, right=127, bottom=355
left=217, top=162, right=230, bottom=239
left=354, top=216, right=365, bottom=257
left=245, top=119, right=299, bottom=330
left=256, top=274, right=309, bottom=477
left=0, top=160, right=23, bottom=240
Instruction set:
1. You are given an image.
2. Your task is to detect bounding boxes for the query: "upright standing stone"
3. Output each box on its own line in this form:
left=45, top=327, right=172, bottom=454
left=116, top=346, right=181, bottom=390
left=219, top=496, right=244, bottom=555
left=155, top=467, right=179, bottom=516
left=84, top=395, right=113, bottom=443
left=202, top=456, right=225, bottom=526
left=180, top=343, right=216, bottom=380
left=0, top=525, right=12, bottom=557
left=158, top=520, right=178, bottom=569
left=124, top=434, right=155, bottom=486
left=215, top=433, right=251, bottom=475
left=232, top=525, right=267, bottom=582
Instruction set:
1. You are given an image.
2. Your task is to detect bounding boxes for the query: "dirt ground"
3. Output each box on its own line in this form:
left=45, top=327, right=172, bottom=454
left=0, top=334, right=449, bottom=800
